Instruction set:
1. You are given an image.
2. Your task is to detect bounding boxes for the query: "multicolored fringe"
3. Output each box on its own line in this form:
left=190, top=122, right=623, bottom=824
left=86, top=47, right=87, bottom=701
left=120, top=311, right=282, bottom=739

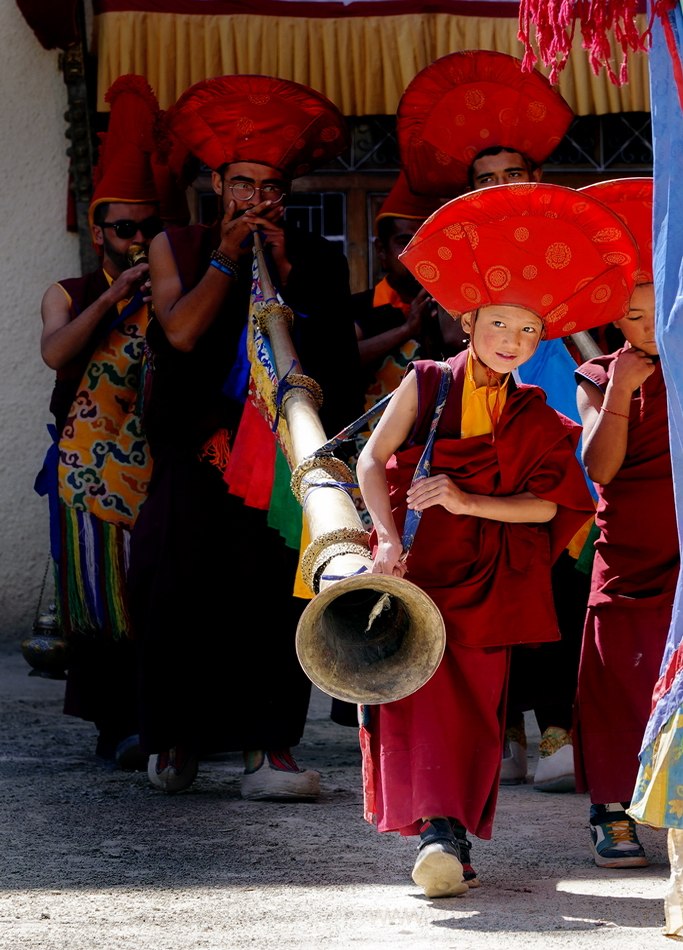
left=55, top=501, right=132, bottom=641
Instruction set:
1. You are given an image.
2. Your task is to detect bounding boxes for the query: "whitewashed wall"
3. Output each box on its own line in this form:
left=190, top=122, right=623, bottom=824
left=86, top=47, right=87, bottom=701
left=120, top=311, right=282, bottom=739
left=0, top=4, right=80, bottom=644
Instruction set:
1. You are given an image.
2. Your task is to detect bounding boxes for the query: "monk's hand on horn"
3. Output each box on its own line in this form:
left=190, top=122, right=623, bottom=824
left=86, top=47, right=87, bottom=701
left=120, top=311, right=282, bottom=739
left=371, top=537, right=407, bottom=577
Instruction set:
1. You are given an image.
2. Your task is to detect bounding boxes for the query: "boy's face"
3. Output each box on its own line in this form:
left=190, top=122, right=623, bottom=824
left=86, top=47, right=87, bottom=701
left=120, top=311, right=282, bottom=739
left=463, top=304, right=544, bottom=379
left=614, top=282, right=657, bottom=355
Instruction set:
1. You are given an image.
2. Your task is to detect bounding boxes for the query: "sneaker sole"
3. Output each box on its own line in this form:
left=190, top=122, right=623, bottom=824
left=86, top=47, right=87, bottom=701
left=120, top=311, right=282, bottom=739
left=590, top=842, right=650, bottom=869
left=412, top=846, right=469, bottom=898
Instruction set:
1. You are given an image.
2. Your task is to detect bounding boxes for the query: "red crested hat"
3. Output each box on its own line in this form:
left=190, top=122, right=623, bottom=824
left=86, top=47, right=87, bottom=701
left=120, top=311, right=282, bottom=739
left=375, top=172, right=446, bottom=229
left=399, top=182, right=638, bottom=339
left=166, top=75, right=348, bottom=178
left=89, top=74, right=160, bottom=230
left=579, top=178, right=653, bottom=284
left=398, top=50, right=574, bottom=195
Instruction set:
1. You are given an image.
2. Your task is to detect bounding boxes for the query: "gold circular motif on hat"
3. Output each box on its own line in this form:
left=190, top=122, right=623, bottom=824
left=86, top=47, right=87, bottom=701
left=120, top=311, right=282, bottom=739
left=462, top=282, right=482, bottom=304
left=514, top=227, right=530, bottom=242
left=572, top=200, right=590, bottom=214
left=541, top=294, right=554, bottom=307
left=545, top=302, right=569, bottom=323
left=526, top=100, right=547, bottom=122
left=546, top=243, right=572, bottom=269
left=590, top=284, right=612, bottom=304
left=464, top=89, right=486, bottom=110
left=248, top=94, right=272, bottom=105
left=437, top=246, right=453, bottom=260
left=443, top=223, right=465, bottom=240
left=443, top=222, right=479, bottom=247
left=416, top=260, right=440, bottom=282
left=455, top=113, right=466, bottom=126
left=464, top=145, right=478, bottom=164
left=603, top=251, right=631, bottom=265
left=237, top=116, right=256, bottom=134
left=321, top=125, right=340, bottom=142
left=508, top=183, right=536, bottom=195
left=480, top=127, right=490, bottom=140
left=522, top=265, right=538, bottom=279
left=593, top=227, right=623, bottom=243
left=436, top=150, right=453, bottom=166
left=485, top=265, right=511, bottom=290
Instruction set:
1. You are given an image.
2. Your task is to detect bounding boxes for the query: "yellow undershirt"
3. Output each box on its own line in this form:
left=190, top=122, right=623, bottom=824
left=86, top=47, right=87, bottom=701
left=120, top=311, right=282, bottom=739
left=461, top=351, right=509, bottom=437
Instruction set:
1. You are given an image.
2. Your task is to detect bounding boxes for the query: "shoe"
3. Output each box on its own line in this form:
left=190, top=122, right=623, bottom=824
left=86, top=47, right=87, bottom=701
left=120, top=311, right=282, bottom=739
left=449, top=820, right=481, bottom=888
left=148, top=747, right=198, bottom=794
left=500, top=722, right=527, bottom=785
left=240, top=750, right=321, bottom=802
left=114, top=734, right=147, bottom=772
left=411, top=818, right=469, bottom=898
left=533, top=726, right=575, bottom=792
left=589, top=805, right=649, bottom=868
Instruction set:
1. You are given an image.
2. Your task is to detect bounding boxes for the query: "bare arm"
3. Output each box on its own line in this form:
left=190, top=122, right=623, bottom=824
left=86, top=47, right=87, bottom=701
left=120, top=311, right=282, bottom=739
left=406, top=478, right=556, bottom=523
left=40, top=263, right=149, bottom=370
left=579, top=346, right=656, bottom=484
left=357, top=371, right=418, bottom=577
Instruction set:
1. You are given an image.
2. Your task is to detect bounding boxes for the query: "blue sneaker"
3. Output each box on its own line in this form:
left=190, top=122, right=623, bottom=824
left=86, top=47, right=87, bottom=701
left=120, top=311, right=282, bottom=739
left=589, top=804, right=649, bottom=868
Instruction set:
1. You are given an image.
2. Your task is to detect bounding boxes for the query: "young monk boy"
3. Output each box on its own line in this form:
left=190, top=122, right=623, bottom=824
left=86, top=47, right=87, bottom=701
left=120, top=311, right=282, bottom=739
left=573, top=178, right=678, bottom=869
left=356, top=181, right=639, bottom=898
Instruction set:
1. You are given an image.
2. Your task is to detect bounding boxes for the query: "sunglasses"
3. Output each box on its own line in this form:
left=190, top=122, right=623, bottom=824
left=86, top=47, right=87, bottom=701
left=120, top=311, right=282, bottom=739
left=100, top=216, right=163, bottom=240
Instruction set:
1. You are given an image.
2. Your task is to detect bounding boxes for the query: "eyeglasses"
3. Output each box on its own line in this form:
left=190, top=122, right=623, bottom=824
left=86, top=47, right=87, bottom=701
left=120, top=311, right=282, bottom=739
left=100, top=216, right=163, bottom=240
left=226, top=181, right=286, bottom=204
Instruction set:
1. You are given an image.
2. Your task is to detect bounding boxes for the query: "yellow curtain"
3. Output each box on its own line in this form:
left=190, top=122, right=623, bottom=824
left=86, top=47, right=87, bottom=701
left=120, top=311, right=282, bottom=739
left=93, top=10, right=651, bottom=115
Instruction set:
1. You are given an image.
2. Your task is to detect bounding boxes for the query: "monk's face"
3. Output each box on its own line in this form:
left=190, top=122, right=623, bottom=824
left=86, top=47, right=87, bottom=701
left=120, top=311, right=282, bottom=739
left=470, top=151, right=541, bottom=190
left=615, top=282, right=657, bottom=357
left=463, top=304, right=544, bottom=384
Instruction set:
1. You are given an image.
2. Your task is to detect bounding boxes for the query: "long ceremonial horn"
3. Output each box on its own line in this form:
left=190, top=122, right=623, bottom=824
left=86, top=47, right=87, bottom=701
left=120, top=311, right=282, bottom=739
left=251, top=233, right=445, bottom=704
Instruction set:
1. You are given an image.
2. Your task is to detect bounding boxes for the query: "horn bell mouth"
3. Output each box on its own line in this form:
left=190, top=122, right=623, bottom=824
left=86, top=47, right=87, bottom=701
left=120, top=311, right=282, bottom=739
left=295, top=572, right=446, bottom=705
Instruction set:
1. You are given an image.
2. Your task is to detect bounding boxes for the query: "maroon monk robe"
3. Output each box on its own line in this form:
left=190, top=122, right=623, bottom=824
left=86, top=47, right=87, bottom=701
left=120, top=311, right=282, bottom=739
left=362, top=353, right=595, bottom=840
left=574, top=354, right=679, bottom=804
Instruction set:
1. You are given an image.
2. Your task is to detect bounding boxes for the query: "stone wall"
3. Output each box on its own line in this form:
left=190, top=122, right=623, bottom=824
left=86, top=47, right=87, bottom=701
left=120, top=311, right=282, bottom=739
left=0, top=4, right=80, bottom=644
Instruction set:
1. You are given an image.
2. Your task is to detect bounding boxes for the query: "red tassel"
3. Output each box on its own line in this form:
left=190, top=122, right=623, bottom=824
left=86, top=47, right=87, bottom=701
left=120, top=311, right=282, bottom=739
left=518, top=0, right=659, bottom=86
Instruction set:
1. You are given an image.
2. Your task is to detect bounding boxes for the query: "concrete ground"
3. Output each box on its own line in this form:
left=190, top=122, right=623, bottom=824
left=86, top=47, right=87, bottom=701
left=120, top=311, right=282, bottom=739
left=0, top=643, right=678, bottom=950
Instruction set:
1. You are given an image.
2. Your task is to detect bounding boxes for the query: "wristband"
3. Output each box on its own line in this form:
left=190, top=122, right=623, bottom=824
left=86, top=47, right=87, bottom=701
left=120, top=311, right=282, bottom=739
left=209, top=257, right=239, bottom=279
left=210, top=249, right=240, bottom=277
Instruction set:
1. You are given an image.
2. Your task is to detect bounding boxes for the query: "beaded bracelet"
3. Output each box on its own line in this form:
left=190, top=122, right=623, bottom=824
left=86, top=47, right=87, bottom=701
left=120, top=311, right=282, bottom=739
left=601, top=405, right=630, bottom=420
left=211, top=249, right=240, bottom=275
